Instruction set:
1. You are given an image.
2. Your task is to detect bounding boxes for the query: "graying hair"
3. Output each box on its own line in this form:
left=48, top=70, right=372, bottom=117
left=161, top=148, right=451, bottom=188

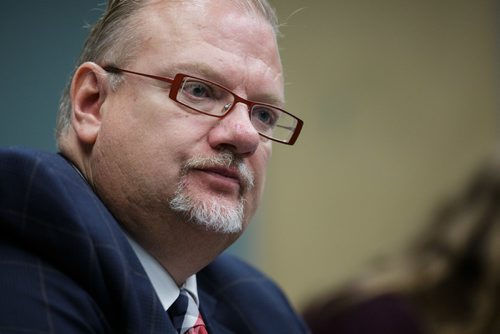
left=55, top=0, right=280, bottom=147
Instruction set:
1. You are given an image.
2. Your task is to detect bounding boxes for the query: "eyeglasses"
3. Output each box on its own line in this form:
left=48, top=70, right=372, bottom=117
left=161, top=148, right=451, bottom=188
left=103, top=66, right=303, bottom=145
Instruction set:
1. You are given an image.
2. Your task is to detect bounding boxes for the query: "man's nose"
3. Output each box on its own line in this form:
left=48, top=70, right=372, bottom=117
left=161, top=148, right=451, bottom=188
left=207, top=103, right=261, bottom=156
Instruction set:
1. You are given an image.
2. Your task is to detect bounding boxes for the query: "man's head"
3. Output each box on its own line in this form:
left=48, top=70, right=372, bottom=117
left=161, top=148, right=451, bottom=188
left=57, top=0, right=296, bottom=251
left=56, top=0, right=280, bottom=139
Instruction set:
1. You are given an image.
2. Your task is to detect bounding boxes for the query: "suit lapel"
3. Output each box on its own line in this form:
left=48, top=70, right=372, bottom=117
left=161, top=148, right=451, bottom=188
left=198, top=289, right=235, bottom=334
left=163, top=314, right=178, bottom=334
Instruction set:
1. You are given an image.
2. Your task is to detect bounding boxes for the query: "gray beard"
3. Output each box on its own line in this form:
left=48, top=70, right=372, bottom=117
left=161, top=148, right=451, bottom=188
left=168, top=152, right=254, bottom=234
left=169, top=187, right=245, bottom=233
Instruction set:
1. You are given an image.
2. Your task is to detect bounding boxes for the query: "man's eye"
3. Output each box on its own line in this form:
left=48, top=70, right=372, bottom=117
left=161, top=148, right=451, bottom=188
left=183, top=81, right=213, bottom=99
left=252, top=107, right=278, bottom=127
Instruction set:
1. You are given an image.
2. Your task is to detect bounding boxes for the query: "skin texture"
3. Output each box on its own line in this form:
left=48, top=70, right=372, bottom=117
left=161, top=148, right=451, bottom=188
left=62, top=0, right=284, bottom=285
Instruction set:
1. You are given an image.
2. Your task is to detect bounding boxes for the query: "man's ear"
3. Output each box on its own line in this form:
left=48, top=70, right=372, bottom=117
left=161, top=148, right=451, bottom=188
left=70, top=62, right=109, bottom=145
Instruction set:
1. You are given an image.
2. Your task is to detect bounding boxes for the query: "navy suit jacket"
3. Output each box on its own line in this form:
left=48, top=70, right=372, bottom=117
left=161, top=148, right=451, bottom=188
left=0, top=148, right=308, bottom=334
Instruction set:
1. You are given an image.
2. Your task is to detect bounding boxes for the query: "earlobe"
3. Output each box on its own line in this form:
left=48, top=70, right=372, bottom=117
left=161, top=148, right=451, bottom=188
left=71, top=62, right=108, bottom=145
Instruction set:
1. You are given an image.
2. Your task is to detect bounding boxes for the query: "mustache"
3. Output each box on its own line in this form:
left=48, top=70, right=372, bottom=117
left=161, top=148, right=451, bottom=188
left=181, top=152, right=254, bottom=192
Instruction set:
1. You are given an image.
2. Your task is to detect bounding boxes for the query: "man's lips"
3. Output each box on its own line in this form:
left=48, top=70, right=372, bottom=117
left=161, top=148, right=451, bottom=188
left=203, top=167, right=240, bottom=180
left=180, top=153, right=254, bottom=194
left=193, top=167, right=242, bottom=189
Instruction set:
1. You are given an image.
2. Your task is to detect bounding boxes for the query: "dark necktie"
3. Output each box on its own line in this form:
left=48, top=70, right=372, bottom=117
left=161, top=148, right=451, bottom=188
left=168, top=289, right=208, bottom=334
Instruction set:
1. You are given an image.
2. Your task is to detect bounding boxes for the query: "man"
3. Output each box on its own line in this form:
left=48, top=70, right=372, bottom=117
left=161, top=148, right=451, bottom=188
left=0, top=0, right=305, bottom=333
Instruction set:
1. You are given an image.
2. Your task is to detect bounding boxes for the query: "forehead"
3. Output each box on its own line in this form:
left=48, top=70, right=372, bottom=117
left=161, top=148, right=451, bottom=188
left=130, top=0, right=284, bottom=98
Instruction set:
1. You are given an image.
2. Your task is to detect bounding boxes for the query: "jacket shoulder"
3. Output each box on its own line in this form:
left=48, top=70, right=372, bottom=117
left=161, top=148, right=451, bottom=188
left=0, top=147, right=86, bottom=196
left=0, top=148, right=168, bottom=333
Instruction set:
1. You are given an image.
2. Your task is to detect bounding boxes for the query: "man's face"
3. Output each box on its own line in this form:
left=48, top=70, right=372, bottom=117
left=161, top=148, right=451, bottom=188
left=91, top=0, right=284, bottom=236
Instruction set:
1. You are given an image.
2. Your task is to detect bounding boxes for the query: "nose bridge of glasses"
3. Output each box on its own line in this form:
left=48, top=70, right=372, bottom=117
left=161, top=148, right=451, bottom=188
left=219, top=94, right=249, bottom=116
left=223, top=99, right=252, bottom=122
left=219, top=98, right=265, bottom=137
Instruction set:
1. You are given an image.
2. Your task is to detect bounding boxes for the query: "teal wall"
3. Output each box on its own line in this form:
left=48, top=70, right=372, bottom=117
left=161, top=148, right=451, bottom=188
left=0, top=1, right=100, bottom=151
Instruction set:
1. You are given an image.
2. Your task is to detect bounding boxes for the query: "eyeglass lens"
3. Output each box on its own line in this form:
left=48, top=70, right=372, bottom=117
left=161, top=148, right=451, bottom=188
left=177, top=76, right=298, bottom=142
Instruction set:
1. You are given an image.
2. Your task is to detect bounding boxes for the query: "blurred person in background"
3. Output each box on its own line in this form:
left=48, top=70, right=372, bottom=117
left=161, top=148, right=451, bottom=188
left=0, top=0, right=307, bottom=333
left=303, top=154, right=500, bottom=334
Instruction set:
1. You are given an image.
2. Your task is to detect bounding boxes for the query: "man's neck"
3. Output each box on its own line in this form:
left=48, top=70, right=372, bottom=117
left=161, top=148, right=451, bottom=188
left=125, top=233, right=199, bottom=310
left=126, top=218, right=239, bottom=285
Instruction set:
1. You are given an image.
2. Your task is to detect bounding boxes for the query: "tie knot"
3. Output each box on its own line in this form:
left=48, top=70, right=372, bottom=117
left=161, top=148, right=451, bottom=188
left=168, top=289, right=191, bottom=320
left=168, top=289, right=208, bottom=334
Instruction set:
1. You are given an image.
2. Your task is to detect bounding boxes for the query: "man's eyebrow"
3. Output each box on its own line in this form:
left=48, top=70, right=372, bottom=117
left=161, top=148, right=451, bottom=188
left=250, top=93, right=285, bottom=108
left=169, top=62, right=227, bottom=84
left=167, top=62, right=285, bottom=107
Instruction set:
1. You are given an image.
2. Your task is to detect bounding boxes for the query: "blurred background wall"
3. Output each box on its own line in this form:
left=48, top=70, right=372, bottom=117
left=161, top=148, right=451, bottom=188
left=264, top=0, right=499, bottom=310
left=0, top=1, right=100, bottom=149
left=1, top=0, right=498, bottom=312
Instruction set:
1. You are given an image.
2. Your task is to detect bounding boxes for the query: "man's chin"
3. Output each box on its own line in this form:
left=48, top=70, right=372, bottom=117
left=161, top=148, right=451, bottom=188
left=169, top=191, right=245, bottom=234
left=189, top=218, right=244, bottom=235
left=186, top=210, right=244, bottom=235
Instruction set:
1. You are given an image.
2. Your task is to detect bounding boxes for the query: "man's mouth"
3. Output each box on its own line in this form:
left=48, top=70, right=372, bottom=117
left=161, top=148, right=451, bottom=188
left=192, top=166, right=244, bottom=195
left=181, top=153, right=255, bottom=194
left=201, top=166, right=240, bottom=181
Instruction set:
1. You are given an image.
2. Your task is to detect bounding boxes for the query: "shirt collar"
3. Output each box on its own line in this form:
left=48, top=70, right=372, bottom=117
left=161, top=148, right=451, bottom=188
left=125, top=233, right=199, bottom=310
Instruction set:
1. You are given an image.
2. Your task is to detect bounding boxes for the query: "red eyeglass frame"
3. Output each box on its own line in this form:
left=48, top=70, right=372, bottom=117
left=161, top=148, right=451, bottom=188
left=103, top=66, right=303, bottom=145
